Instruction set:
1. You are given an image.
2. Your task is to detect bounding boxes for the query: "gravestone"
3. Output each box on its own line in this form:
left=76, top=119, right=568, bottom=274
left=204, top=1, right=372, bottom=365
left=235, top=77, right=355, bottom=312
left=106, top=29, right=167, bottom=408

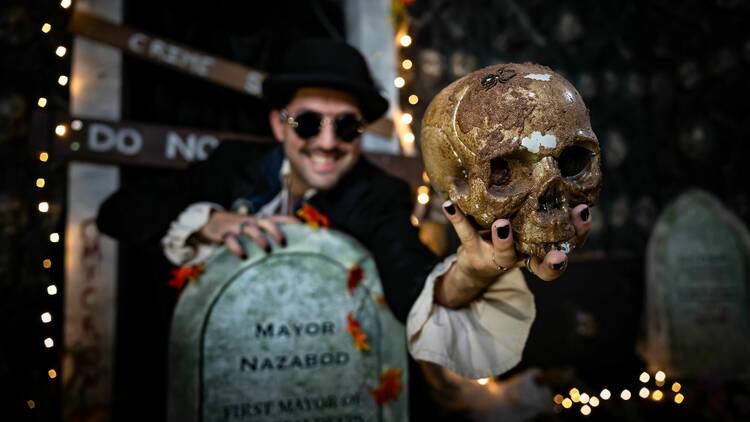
left=168, top=224, right=408, bottom=422
left=643, top=190, right=750, bottom=378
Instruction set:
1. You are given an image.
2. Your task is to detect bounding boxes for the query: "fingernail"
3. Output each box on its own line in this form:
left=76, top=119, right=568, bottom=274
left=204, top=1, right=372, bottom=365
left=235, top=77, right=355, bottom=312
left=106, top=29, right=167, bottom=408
left=496, top=224, right=510, bottom=239
left=280, top=237, right=287, bottom=247
left=552, top=261, right=565, bottom=271
left=240, top=253, right=248, bottom=260
left=264, top=244, right=271, bottom=253
left=580, top=207, right=590, bottom=222
left=444, top=203, right=456, bottom=215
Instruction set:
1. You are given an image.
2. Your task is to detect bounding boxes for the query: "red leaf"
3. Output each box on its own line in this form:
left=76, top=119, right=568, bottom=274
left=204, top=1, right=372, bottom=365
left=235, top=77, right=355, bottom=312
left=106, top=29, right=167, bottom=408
left=346, top=313, right=370, bottom=351
left=347, top=266, right=364, bottom=295
left=296, top=203, right=330, bottom=228
left=372, top=368, right=403, bottom=405
left=167, top=263, right=204, bottom=290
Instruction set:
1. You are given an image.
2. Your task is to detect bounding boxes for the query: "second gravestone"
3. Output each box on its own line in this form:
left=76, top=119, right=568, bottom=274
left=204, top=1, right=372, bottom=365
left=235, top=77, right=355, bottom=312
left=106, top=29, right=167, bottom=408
left=167, top=224, right=408, bottom=422
left=643, top=189, right=750, bottom=379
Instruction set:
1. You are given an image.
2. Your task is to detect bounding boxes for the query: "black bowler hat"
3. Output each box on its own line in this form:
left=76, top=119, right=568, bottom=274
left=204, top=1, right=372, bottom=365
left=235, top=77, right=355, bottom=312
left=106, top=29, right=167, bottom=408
left=262, top=38, right=389, bottom=123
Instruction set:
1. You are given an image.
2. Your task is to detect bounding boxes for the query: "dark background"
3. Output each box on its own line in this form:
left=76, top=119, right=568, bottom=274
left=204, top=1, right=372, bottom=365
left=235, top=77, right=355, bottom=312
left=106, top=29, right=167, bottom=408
left=2, top=0, right=749, bottom=421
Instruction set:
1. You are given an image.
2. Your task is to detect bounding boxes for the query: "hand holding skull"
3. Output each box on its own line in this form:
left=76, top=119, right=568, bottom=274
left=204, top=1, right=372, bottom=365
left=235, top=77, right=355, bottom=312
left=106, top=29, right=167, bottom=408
left=422, top=63, right=601, bottom=307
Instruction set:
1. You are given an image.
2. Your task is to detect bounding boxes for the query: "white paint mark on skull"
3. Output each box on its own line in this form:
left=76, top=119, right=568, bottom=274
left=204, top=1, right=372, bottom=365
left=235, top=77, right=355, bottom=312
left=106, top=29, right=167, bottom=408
left=524, top=73, right=551, bottom=81
left=521, top=131, right=557, bottom=153
left=528, top=91, right=536, bottom=98
left=563, top=89, right=575, bottom=103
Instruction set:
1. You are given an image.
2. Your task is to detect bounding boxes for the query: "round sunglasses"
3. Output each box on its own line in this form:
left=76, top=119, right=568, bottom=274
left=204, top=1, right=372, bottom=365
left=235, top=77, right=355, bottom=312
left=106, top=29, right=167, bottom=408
left=280, top=109, right=365, bottom=143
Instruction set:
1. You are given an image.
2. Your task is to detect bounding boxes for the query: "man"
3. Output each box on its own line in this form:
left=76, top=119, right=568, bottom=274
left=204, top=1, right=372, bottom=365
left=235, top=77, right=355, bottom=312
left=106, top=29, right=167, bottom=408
left=97, top=38, right=592, bottom=418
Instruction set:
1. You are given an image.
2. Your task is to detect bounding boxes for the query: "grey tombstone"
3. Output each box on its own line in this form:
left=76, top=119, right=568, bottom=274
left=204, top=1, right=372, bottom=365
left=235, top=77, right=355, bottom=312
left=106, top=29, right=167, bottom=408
left=168, top=224, right=409, bottom=422
left=643, top=189, right=750, bottom=378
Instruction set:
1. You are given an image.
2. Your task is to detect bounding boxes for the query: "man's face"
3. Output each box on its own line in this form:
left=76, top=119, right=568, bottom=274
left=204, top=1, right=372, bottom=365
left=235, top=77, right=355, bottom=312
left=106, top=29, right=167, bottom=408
left=270, top=87, right=364, bottom=194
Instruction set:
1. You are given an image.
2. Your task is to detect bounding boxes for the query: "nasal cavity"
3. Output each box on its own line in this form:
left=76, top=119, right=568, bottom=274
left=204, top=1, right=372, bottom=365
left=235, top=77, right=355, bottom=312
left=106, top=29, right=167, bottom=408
left=537, top=182, right=564, bottom=212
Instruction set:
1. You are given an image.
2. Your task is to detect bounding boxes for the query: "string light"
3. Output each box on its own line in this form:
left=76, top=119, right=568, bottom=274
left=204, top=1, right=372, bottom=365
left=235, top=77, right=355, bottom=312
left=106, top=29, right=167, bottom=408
left=639, top=387, right=650, bottom=398
left=561, top=398, right=572, bottom=409
left=579, top=393, right=590, bottom=404
left=410, top=215, right=419, bottom=226
left=400, top=113, right=413, bottom=125
left=41, top=312, right=52, bottom=323
left=48, top=369, right=57, bottom=379
left=57, top=75, right=69, bottom=86
left=639, top=372, right=650, bottom=383
left=49, top=233, right=60, bottom=243
left=39, top=152, right=49, bottom=162
left=672, top=382, right=681, bottom=393
left=60, top=0, right=72, bottom=9
left=403, top=132, right=415, bottom=144
left=476, top=378, right=489, bottom=385
left=408, top=94, right=419, bottom=105
left=42, top=259, right=52, bottom=269
left=620, top=389, right=631, bottom=400
left=37, top=97, right=48, bottom=108
left=27, top=400, right=35, bottom=409
left=600, top=389, right=611, bottom=400
left=44, top=338, right=54, bottom=348
left=55, top=46, right=67, bottom=57
left=417, top=185, right=430, bottom=205
left=399, top=34, right=412, bottom=47
left=47, top=285, right=58, bottom=295
left=589, top=396, right=600, bottom=407
left=580, top=405, right=591, bottom=416
left=55, top=124, right=67, bottom=136
left=36, top=178, right=45, bottom=188
left=394, top=77, right=405, bottom=88
left=71, top=120, right=83, bottom=130
left=651, top=390, right=663, bottom=401
left=569, top=388, right=581, bottom=402
left=41, top=23, right=52, bottom=33
left=553, top=394, right=564, bottom=405
left=38, top=202, right=49, bottom=213
left=402, top=59, right=413, bottom=70
left=674, top=393, right=685, bottom=404
left=655, top=370, right=666, bottom=382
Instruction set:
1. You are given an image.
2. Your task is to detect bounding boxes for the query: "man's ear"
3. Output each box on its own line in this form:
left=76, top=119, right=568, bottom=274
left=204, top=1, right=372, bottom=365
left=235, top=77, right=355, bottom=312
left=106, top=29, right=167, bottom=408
left=269, top=109, right=284, bottom=143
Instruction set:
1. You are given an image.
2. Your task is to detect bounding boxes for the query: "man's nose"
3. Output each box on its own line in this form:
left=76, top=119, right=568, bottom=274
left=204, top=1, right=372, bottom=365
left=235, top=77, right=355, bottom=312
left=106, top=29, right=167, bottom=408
left=311, top=118, right=338, bottom=148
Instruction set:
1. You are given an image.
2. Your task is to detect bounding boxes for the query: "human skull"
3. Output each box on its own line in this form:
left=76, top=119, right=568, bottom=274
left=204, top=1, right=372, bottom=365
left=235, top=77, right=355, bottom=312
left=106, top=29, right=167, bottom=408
left=421, top=63, right=602, bottom=258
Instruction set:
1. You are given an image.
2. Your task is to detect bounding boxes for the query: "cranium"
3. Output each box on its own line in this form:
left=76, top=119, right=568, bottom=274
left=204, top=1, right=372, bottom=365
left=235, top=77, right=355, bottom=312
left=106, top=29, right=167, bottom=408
left=421, top=63, right=602, bottom=258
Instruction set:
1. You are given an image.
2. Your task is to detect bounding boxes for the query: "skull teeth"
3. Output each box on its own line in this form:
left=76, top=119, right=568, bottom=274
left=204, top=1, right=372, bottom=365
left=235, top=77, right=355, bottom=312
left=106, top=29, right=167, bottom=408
left=518, top=239, right=574, bottom=258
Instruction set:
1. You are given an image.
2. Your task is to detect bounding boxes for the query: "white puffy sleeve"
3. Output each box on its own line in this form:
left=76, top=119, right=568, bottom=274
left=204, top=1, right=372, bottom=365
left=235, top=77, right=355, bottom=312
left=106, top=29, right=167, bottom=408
left=406, top=255, right=536, bottom=379
left=161, top=202, right=223, bottom=265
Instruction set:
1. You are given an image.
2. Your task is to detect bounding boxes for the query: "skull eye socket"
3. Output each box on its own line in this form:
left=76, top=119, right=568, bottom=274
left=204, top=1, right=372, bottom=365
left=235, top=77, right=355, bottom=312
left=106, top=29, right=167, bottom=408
left=559, top=146, right=593, bottom=178
left=489, top=157, right=511, bottom=187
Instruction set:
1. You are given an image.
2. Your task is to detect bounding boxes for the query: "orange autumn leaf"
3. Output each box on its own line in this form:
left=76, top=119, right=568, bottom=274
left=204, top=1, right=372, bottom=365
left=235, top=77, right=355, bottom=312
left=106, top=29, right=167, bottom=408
left=347, top=266, right=364, bottom=295
left=168, top=263, right=204, bottom=290
left=346, top=313, right=370, bottom=351
left=372, top=368, right=403, bottom=405
left=296, top=203, right=330, bottom=228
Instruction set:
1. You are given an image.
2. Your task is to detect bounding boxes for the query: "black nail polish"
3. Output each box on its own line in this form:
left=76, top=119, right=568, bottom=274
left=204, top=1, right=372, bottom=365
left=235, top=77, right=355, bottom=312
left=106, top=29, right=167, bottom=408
left=280, top=237, right=287, bottom=247
left=264, top=245, right=271, bottom=253
left=580, top=207, right=590, bottom=222
left=444, top=203, right=456, bottom=215
left=240, top=253, right=248, bottom=260
left=552, top=262, right=565, bottom=270
left=496, top=224, right=510, bottom=239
